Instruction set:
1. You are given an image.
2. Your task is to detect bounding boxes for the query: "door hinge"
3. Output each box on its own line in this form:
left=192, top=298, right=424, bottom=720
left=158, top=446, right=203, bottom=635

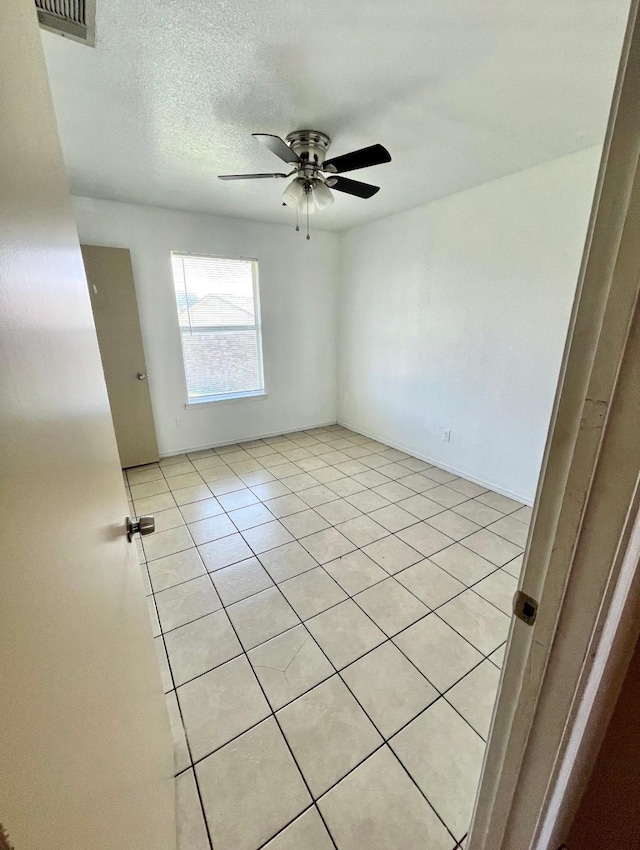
left=513, top=590, right=538, bottom=625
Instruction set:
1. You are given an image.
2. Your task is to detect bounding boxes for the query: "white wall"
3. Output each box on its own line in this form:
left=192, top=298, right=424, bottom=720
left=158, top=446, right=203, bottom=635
left=338, top=147, right=602, bottom=503
left=73, top=197, right=339, bottom=455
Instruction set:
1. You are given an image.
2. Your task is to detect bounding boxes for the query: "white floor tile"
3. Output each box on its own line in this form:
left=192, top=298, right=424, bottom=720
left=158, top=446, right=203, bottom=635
left=265, top=493, right=309, bottom=518
left=315, top=498, right=363, bottom=525
left=422, top=467, right=458, bottom=485
left=397, top=523, right=454, bottom=558
left=342, top=643, right=438, bottom=737
left=362, top=535, right=423, bottom=574
left=395, top=560, right=465, bottom=608
left=447, top=478, right=488, bottom=498
left=447, top=660, right=501, bottom=739
left=134, top=492, right=177, bottom=514
left=336, top=515, right=389, bottom=547
left=300, top=527, right=356, bottom=564
left=319, top=746, right=452, bottom=850
left=430, top=543, right=496, bottom=585
left=394, top=615, right=483, bottom=692
left=487, top=514, right=529, bottom=547
left=155, top=574, right=222, bottom=632
left=187, top=513, right=236, bottom=545
left=280, top=508, right=331, bottom=539
left=216, top=488, right=260, bottom=511
left=397, top=493, right=446, bottom=520
left=426, top=509, right=481, bottom=541
left=461, top=529, right=522, bottom=566
left=427, top=485, right=469, bottom=508
left=248, top=625, right=334, bottom=710
left=355, top=578, right=429, bottom=636
left=327, top=476, right=368, bottom=497
left=211, top=557, right=274, bottom=606
left=165, top=609, right=242, bottom=686
left=475, top=491, right=524, bottom=514
left=178, top=655, right=270, bottom=760
left=306, top=599, right=386, bottom=669
left=277, top=676, right=382, bottom=796
left=225, top=501, right=273, bottom=531
left=345, top=489, right=392, bottom=513
left=451, top=499, right=503, bottom=527
left=152, top=507, right=186, bottom=533
left=196, top=718, right=310, bottom=850
left=242, top=520, right=294, bottom=554
left=368, top=503, right=418, bottom=532
left=262, top=807, right=334, bottom=850
left=297, top=484, right=341, bottom=507
left=174, top=484, right=217, bottom=505
left=147, top=548, right=206, bottom=592
left=143, top=526, right=194, bottom=562
left=473, top=569, right=518, bottom=615
left=324, top=550, right=388, bottom=595
left=503, top=553, right=524, bottom=578
left=279, top=567, right=347, bottom=620
left=372, top=481, right=416, bottom=503
left=438, top=591, right=511, bottom=655
left=391, top=699, right=485, bottom=841
left=198, top=533, right=254, bottom=572
left=167, top=472, right=204, bottom=492
left=488, top=642, right=507, bottom=668
left=179, top=497, right=224, bottom=524
left=259, top=541, right=319, bottom=583
left=226, top=586, right=300, bottom=650
left=176, top=769, right=210, bottom=850
left=130, top=478, right=170, bottom=499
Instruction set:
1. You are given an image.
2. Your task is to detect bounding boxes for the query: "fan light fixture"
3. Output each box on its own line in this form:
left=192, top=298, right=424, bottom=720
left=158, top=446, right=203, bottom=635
left=219, top=130, right=391, bottom=240
left=282, top=177, right=335, bottom=226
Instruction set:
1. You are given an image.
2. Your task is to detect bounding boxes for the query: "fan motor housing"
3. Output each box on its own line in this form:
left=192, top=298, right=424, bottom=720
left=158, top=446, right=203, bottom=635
left=285, top=130, right=331, bottom=171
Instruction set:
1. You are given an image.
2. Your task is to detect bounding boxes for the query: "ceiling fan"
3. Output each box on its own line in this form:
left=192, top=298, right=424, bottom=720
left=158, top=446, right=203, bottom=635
left=219, top=130, right=391, bottom=238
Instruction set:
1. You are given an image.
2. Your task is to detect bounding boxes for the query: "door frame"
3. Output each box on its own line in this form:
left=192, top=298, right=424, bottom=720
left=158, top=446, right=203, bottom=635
left=469, top=1, right=640, bottom=847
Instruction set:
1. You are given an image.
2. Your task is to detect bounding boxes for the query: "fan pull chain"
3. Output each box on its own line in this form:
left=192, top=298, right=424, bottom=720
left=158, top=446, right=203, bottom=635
left=306, top=193, right=311, bottom=240
left=295, top=207, right=299, bottom=232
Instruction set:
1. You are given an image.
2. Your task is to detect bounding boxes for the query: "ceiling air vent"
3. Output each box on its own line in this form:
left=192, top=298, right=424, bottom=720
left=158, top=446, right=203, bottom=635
left=35, top=0, right=96, bottom=46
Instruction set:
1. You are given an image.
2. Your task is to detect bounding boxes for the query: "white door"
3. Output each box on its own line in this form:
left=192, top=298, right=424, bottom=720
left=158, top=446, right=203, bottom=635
left=82, top=245, right=160, bottom=469
left=469, top=1, right=640, bottom=847
left=0, top=2, right=175, bottom=848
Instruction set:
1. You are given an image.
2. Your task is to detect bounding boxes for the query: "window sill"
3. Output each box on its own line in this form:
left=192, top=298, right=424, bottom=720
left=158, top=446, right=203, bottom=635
left=185, top=391, right=268, bottom=409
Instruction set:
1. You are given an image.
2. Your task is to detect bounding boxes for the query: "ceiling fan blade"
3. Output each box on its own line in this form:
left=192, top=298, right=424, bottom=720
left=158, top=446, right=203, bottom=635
left=323, top=143, right=391, bottom=174
left=218, top=173, right=289, bottom=180
left=252, top=133, right=300, bottom=164
left=327, top=176, right=380, bottom=199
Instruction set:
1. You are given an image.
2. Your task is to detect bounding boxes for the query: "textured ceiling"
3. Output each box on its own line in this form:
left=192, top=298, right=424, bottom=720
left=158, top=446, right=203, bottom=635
left=41, top=0, right=629, bottom=231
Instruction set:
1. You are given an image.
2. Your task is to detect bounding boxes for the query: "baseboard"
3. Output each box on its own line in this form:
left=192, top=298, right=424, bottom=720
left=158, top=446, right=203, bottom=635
left=158, top=420, right=339, bottom=459
left=337, top=417, right=534, bottom=507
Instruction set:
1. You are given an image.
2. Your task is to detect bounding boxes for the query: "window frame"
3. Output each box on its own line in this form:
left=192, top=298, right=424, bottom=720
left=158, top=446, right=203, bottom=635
left=170, top=251, right=266, bottom=406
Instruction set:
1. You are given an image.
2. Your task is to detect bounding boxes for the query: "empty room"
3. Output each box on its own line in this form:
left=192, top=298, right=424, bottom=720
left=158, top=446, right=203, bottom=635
left=3, top=1, right=640, bottom=850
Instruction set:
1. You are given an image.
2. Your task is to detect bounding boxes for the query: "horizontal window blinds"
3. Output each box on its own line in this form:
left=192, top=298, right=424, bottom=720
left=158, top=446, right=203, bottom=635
left=171, top=253, right=264, bottom=402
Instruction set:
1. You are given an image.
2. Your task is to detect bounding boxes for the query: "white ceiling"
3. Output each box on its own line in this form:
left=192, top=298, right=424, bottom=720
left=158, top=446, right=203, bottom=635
left=42, top=0, right=629, bottom=231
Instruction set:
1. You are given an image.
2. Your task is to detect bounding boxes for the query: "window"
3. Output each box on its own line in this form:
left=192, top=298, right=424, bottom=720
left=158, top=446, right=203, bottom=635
left=171, top=253, right=265, bottom=404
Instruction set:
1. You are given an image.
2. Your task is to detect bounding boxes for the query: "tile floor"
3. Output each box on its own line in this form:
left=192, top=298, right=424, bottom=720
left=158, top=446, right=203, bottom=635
left=127, top=425, right=529, bottom=850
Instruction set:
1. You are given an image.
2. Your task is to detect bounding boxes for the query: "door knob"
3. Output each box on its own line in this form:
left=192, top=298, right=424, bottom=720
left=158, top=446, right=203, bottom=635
left=137, top=372, right=147, bottom=380
left=127, top=515, right=155, bottom=541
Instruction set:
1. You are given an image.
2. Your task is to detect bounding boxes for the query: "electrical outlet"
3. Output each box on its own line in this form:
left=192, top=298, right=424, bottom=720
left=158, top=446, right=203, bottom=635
left=442, top=429, right=451, bottom=442
left=176, top=419, right=182, bottom=430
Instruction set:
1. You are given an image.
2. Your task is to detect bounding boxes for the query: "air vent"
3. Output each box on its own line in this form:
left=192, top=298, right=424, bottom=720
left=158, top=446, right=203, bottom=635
left=35, top=0, right=96, bottom=46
